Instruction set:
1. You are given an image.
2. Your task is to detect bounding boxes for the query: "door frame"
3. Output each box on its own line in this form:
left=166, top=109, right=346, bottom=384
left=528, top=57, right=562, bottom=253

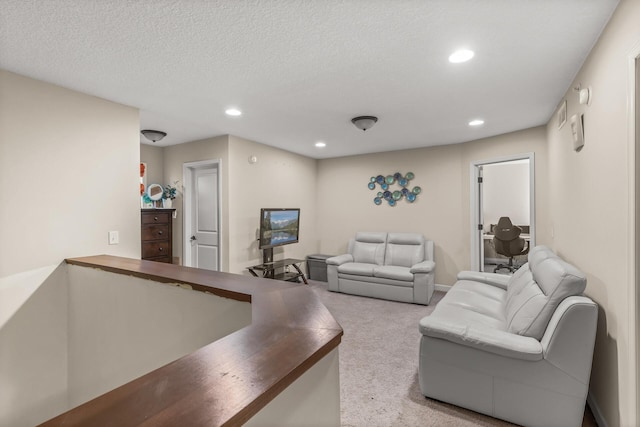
left=182, top=159, right=222, bottom=270
left=628, top=43, right=640, bottom=427
left=469, top=152, right=536, bottom=271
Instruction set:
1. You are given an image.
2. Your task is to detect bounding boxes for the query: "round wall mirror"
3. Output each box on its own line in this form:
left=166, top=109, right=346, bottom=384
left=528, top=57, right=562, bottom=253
left=147, top=183, right=164, bottom=201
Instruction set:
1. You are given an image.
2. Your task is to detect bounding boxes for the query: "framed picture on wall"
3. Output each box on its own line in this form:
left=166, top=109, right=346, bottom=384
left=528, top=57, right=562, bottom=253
left=557, top=100, right=567, bottom=129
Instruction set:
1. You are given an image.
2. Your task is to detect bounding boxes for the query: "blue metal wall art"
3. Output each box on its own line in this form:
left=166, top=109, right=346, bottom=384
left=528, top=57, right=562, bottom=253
left=369, top=172, right=421, bottom=206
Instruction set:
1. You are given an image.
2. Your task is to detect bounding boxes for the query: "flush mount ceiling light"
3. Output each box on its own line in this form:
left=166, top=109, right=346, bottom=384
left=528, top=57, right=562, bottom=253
left=351, top=116, right=378, bottom=131
left=141, top=129, right=167, bottom=143
left=315, top=141, right=326, bottom=148
left=468, top=119, right=485, bottom=126
left=225, top=108, right=242, bottom=116
left=449, top=49, right=475, bottom=63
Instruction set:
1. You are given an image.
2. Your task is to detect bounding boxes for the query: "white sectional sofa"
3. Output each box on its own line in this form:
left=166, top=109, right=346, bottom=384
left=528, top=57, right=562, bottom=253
left=418, top=246, right=597, bottom=427
left=326, top=232, right=435, bottom=305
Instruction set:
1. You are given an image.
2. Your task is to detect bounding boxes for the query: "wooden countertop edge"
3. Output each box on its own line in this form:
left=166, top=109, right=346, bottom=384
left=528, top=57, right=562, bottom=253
left=40, top=255, right=343, bottom=426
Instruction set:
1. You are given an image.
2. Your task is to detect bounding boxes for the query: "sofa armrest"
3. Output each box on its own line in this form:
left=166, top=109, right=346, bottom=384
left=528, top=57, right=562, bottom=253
left=540, top=296, right=597, bottom=383
left=419, top=316, right=542, bottom=361
left=411, top=260, right=435, bottom=274
left=456, top=271, right=510, bottom=290
left=326, top=254, right=353, bottom=266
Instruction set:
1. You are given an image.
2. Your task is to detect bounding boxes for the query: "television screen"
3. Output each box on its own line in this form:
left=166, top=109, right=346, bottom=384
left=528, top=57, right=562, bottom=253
left=259, top=208, right=300, bottom=249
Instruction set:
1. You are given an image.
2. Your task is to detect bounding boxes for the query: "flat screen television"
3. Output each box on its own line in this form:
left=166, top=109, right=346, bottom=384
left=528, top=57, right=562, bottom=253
left=259, top=208, right=300, bottom=249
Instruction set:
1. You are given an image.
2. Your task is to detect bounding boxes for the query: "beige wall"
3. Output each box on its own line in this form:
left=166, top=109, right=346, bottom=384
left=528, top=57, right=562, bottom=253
left=161, top=127, right=541, bottom=285
left=0, top=70, right=141, bottom=424
left=227, top=136, right=318, bottom=274
left=163, top=136, right=230, bottom=269
left=140, top=143, right=165, bottom=189
left=156, top=135, right=318, bottom=274
left=0, top=264, right=68, bottom=427
left=317, top=144, right=463, bottom=285
left=0, top=70, right=141, bottom=277
left=316, top=126, right=547, bottom=285
left=545, top=1, right=640, bottom=425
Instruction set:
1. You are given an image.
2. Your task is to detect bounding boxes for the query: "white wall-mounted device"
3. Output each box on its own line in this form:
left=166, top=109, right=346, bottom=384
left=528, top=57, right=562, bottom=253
left=579, top=87, right=592, bottom=105
left=570, top=114, right=585, bottom=151
left=108, top=230, right=119, bottom=245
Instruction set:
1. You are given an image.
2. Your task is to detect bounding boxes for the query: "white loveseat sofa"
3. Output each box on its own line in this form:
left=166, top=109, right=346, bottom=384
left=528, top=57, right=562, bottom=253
left=418, top=246, right=597, bottom=427
left=326, top=232, right=435, bottom=305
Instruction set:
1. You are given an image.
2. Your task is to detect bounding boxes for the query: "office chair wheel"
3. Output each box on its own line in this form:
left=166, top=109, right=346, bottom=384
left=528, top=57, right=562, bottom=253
left=494, top=263, right=517, bottom=274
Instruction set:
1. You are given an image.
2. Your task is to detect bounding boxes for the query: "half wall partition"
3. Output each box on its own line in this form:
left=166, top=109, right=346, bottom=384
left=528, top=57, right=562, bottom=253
left=0, top=256, right=342, bottom=426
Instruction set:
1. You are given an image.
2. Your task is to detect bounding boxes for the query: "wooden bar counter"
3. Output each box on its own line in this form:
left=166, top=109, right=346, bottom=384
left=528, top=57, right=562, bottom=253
left=40, top=255, right=343, bottom=426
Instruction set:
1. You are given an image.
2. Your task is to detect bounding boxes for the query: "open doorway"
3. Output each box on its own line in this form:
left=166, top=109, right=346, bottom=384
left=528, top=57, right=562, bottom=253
left=470, top=153, right=536, bottom=272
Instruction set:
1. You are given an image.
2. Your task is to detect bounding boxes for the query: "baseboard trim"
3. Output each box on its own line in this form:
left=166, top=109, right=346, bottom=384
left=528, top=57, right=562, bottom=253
left=435, top=284, right=451, bottom=292
left=587, top=391, right=607, bottom=427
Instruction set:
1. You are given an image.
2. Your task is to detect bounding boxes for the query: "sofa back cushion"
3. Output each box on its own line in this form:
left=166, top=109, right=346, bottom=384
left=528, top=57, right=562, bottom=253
left=349, top=232, right=387, bottom=265
left=384, top=233, right=425, bottom=267
left=505, top=245, right=587, bottom=340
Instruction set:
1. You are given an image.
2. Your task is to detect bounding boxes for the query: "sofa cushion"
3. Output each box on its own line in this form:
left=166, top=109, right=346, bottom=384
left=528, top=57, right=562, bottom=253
left=422, top=280, right=507, bottom=333
left=338, top=262, right=376, bottom=277
left=351, top=232, right=387, bottom=265
left=384, top=233, right=425, bottom=267
left=373, top=265, right=413, bottom=282
left=505, top=246, right=587, bottom=340
left=338, top=273, right=415, bottom=287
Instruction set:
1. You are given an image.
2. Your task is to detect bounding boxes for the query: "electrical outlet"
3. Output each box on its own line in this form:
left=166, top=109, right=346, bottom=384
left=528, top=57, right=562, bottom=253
left=108, top=231, right=119, bottom=245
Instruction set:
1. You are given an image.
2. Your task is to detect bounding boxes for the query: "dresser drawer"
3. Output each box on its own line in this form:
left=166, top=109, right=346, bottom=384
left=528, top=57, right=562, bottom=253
left=142, top=212, right=170, bottom=224
left=142, top=224, right=169, bottom=241
left=142, top=241, right=170, bottom=258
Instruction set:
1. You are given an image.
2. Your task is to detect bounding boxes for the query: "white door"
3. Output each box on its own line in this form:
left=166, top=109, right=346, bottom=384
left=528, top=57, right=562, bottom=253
left=184, top=160, right=220, bottom=271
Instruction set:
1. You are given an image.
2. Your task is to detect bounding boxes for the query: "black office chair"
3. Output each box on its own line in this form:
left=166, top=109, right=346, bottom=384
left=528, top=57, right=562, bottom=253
left=492, top=216, right=530, bottom=273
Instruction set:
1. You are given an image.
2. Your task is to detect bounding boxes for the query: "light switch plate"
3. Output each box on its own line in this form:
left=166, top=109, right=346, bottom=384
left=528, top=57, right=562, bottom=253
left=570, top=113, right=585, bottom=151
left=108, top=231, right=119, bottom=245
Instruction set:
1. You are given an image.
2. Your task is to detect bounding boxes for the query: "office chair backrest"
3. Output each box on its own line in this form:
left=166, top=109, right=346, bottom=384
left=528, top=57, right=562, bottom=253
left=494, top=217, right=521, bottom=241
left=493, top=216, right=527, bottom=258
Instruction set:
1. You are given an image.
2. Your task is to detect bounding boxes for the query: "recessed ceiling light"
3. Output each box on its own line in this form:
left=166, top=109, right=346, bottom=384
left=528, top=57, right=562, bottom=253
left=225, top=108, right=242, bottom=116
left=469, top=119, right=485, bottom=126
left=449, top=49, right=475, bottom=63
left=315, top=141, right=326, bottom=148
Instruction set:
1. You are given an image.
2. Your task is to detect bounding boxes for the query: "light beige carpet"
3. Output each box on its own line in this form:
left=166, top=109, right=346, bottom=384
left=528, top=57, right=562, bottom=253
left=308, top=280, right=596, bottom=427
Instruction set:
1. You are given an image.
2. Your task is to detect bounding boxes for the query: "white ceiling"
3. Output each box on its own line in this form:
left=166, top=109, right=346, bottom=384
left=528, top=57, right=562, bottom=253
left=0, top=0, right=618, bottom=159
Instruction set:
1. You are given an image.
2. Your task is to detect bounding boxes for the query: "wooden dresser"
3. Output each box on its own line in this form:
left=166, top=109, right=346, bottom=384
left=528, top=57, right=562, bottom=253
left=141, top=209, right=175, bottom=263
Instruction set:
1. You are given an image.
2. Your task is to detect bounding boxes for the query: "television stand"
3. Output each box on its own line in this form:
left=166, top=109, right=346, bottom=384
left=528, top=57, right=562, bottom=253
left=262, top=247, right=274, bottom=264
left=247, top=258, right=308, bottom=284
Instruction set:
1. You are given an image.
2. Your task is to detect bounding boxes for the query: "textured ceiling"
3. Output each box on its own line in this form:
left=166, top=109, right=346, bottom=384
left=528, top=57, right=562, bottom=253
left=0, top=0, right=618, bottom=159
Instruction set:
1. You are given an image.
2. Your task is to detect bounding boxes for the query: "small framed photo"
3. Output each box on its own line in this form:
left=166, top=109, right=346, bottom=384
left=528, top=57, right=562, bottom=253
left=557, top=100, right=567, bottom=129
